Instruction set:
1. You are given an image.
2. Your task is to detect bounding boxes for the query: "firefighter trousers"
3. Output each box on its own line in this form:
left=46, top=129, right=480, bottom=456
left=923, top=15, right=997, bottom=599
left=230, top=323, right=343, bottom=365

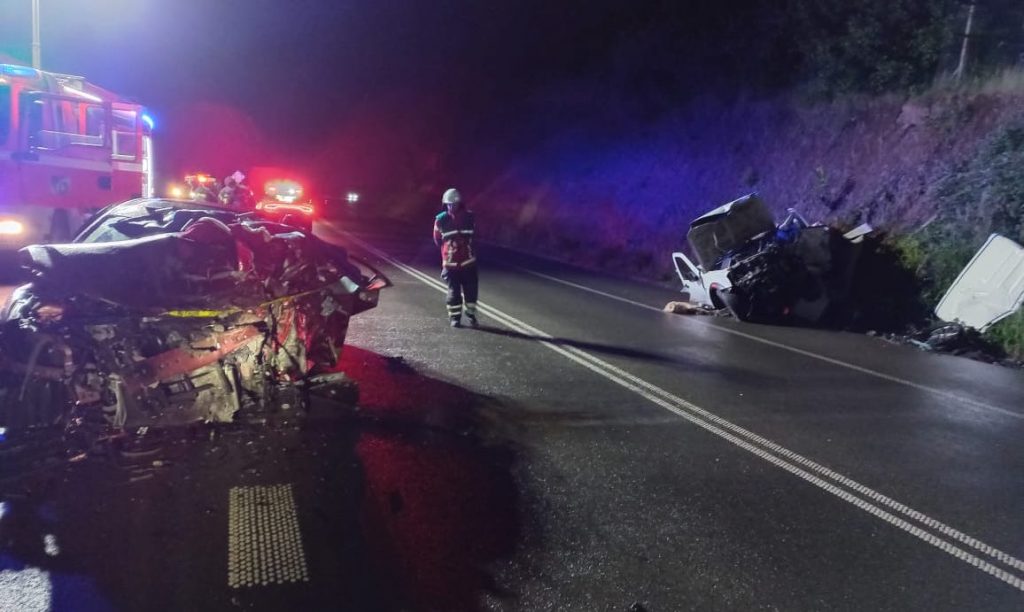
left=441, top=265, right=478, bottom=321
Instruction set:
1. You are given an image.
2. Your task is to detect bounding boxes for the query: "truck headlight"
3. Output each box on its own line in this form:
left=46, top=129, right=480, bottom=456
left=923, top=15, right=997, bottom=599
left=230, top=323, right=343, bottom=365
left=0, top=220, right=24, bottom=235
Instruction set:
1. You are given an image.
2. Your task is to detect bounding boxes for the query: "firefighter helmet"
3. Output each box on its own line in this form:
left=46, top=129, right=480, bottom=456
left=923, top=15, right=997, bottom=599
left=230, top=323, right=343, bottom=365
left=442, top=188, right=462, bottom=205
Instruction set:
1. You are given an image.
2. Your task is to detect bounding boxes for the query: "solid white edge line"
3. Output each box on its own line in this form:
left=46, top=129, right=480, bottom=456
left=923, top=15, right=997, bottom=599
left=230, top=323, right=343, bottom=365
left=341, top=231, right=1024, bottom=592
left=517, top=267, right=1023, bottom=421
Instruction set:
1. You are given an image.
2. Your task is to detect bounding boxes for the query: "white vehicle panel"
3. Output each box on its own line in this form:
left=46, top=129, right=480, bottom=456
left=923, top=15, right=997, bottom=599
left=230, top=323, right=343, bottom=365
left=935, top=234, right=1024, bottom=330
left=672, top=251, right=731, bottom=308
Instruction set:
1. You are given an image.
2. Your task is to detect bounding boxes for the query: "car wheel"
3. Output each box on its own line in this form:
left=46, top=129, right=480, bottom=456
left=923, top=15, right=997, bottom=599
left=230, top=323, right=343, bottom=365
left=718, top=286, right=753, bottom=322
left=709, top=285, right=727, bottom=310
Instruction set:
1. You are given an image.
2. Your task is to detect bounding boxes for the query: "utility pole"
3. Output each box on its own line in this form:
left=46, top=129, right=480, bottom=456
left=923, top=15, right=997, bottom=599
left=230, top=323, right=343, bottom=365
left=953, top=1, right=976, bottom=81
left=31, top=0, right=41, bottom=69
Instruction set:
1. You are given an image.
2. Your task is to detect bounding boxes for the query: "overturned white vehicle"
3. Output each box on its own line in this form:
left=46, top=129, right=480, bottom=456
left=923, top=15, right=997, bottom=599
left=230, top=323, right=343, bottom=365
left=672, top=194, right=870, bottom=324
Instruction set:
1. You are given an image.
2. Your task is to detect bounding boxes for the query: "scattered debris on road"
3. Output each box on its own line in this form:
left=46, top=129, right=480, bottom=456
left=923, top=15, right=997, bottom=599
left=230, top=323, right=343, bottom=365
left=870, top=234, right=1024, bottom=367
left=0, top=198, right=389, bottom=454
left=879, top=322, right=1021, bottom=366
left=663, top=300, right=714, bottom=315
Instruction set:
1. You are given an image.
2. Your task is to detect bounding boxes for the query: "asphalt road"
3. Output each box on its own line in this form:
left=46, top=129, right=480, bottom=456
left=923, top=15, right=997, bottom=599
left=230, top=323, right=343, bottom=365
left=1, top=218, right=1023, bottom=611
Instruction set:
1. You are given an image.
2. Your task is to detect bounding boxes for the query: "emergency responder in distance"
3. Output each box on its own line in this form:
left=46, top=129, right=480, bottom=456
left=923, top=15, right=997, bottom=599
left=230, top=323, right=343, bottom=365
left=219, top=171, right=255, bottom=208
left=186, top=175, right=219, bottom=203
left=433, top=188, right=478, bottom=327
left=218, top=175, right=238, bottom=206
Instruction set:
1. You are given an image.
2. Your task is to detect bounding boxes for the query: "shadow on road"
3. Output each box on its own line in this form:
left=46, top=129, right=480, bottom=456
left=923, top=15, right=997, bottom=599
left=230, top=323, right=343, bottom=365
left=0, top=346, right=523, bottom=612
left=337, top=345, right=522, bottom=612
left=469, top=323, right=786, bottom=389
left=471, top=323, right=683, bottom=365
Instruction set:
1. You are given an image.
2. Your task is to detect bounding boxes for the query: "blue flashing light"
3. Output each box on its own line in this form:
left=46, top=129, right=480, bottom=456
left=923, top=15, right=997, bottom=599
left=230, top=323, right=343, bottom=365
left=141, top=113, right=155, bottom=130
left=1, top=64, right=41, bottom=79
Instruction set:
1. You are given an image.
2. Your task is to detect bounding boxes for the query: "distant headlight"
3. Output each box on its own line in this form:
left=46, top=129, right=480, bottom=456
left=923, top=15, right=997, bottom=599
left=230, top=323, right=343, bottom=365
left=0, top=220, right=24, bottom=235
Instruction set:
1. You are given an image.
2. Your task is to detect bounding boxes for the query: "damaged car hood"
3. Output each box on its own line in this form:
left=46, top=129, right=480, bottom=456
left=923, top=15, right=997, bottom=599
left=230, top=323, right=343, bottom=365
left=18, top=204, right=364, bottom=312
left=686, top=194, right=776, bottom=270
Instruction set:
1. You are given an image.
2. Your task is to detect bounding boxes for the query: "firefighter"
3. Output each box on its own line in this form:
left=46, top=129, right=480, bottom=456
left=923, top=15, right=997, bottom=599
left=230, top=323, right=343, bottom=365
left=186, top=175, right=218, bottom=203
left=218, top=176, right=238, bottom=206
left=433, top=188, right=478, bottom=327
left=219, top=171, right=255, bottom=208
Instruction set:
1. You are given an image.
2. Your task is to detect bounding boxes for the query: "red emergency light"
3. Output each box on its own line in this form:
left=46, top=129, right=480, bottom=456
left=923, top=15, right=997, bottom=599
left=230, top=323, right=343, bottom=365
left=185, top=173, right=215, bottom=185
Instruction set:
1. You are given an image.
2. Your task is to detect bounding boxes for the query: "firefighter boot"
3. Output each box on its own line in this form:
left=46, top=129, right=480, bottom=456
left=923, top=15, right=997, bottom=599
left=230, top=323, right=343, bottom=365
left=465, top=302, right=478, bottom=327
left=447, top=303, right=463, bottom=327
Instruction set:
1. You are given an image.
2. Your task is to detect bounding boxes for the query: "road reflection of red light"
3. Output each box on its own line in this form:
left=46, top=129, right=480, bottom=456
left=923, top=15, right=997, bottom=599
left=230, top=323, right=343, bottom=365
left=359, top=434, right=503, bottom=608
left=340, top=347, right=519, bottom=611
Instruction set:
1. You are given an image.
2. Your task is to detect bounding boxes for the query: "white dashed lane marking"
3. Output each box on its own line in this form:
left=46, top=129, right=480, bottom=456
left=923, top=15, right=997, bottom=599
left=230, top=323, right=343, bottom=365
left=342, top=231, right=1024, bottom=593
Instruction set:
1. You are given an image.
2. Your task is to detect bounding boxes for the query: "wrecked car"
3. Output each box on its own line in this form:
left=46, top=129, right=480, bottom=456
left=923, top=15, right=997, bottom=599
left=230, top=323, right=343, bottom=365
left=0, top=198, right=389, bottom=449
left=672, top=194, right=869, bottom=324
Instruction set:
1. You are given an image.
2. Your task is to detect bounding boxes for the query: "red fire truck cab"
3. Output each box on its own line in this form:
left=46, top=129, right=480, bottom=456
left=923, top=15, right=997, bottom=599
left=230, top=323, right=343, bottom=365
left=0, top=64, right=154, bottom=253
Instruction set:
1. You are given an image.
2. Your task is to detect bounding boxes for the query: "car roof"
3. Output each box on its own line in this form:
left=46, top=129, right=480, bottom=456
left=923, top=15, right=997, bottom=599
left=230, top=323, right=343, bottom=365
left=114, top=197, right=236, bottom=213
left=95, top=197, right=250, bottom=222
left=74, top=198, right=247, bottom=243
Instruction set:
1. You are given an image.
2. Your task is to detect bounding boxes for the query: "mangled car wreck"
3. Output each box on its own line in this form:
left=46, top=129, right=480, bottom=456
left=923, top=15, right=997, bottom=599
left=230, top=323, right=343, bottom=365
left=0, top=198, right=388, bottom=450
left=672, top=194, right=870, bottom=324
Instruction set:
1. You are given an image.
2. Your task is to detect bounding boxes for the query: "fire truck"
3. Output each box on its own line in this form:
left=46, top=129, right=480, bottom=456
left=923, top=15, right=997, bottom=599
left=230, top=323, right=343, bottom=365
left=0, top=63, right=154, bottom=252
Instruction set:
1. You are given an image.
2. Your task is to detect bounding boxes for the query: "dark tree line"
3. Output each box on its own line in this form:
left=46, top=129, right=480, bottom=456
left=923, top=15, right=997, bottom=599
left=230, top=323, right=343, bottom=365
left=530, top=0, right=1024, bottom=110
left=787, top=0, right=1024, bottom=94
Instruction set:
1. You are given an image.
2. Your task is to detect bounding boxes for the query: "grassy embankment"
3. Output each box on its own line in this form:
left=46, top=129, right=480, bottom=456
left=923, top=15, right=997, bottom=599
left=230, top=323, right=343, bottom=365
left=892, top=70, right=1024, bottom=358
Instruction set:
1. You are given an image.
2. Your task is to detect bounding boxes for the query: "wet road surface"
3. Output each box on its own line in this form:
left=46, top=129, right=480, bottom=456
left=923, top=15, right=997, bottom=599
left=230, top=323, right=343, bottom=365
left=1, top=218, right=1023, bottom=610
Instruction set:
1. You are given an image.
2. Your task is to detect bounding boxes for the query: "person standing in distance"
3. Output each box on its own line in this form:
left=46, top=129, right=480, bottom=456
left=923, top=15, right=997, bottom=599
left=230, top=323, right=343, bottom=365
left=433, top=188, right=478, bottom=327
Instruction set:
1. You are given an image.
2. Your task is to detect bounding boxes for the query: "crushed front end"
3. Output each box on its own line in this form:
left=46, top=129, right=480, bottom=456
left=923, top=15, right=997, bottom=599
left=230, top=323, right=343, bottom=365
left=720, top=223, right=862, bottom=324
left=0, top=202, right=388, bottom=452
left=678, top=194, right=866, bottom=325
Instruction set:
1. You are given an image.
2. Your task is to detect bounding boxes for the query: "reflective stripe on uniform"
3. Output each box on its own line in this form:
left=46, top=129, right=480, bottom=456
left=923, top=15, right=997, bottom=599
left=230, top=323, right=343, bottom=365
left=442, top=257, right=476, bottom=268
left=440, top=230, right=459, bottom=238
left=464, top=302, right=477, bottom=314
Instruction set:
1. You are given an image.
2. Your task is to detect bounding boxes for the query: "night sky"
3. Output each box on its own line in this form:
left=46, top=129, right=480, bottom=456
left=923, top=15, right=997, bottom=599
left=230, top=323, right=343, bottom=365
left=2, top=2, right=623, bottom=162
left=0, top=1, right=796, bottom=196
